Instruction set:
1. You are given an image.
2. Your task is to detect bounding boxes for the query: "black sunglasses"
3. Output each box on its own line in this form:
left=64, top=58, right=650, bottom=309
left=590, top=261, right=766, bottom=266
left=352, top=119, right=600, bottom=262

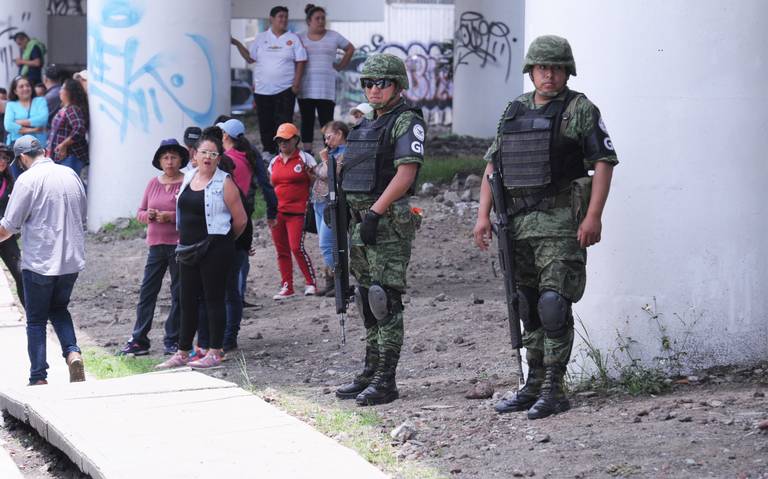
left=360, top=78, right=394, bottom=90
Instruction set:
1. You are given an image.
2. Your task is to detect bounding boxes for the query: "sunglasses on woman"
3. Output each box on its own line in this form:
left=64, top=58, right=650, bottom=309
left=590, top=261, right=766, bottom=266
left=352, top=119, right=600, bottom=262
left=360, top=78, right=394, bottom=90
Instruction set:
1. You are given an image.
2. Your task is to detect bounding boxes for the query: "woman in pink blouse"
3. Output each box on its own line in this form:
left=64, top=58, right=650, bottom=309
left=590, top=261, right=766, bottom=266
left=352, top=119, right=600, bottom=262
left=117, top=139, right=188, bottom=356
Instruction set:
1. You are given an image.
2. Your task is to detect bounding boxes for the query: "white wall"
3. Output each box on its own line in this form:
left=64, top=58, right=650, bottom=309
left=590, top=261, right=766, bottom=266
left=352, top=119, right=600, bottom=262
left=525, top=0, right=768, bottom=370
left=87, top=0, right=231, bottom=230
left=231, top=0, right=384, bottom=22
left=0, top=0, right=46, bottom=89
left=452, top=0, right=525, bottom=137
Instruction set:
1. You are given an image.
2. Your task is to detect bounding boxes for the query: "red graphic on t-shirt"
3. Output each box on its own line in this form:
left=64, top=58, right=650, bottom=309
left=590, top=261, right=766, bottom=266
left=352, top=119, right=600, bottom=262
left=287, top=40, right=293, bottom=46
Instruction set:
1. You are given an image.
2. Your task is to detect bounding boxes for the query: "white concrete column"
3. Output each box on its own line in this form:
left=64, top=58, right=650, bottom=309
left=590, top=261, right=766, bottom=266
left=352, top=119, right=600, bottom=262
left=86, top=0, right=231, bottom=230
left=452, top=0, right=524, bottom=137
left=525, top=0, right=768, bottom=369
left=0, top=0, right=47, bottom=88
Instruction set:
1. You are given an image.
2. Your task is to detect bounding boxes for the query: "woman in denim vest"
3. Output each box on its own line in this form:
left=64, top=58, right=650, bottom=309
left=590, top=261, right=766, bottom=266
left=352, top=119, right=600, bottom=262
left=156, top=133, right=247, bottom=370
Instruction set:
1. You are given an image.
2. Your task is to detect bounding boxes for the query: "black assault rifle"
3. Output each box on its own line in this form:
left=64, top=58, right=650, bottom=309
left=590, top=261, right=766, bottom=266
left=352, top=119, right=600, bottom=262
left=327, top=152, right=351, bottom=345
left=488, top=170, right=525, bottom=385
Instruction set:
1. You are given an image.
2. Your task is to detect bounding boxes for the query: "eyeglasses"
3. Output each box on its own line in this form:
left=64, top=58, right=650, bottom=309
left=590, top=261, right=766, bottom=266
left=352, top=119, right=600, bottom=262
left=198, top=150, right=219, bottom=159
left=0, top=156, right=10, bottom=163
left=275, top=138, right=293, bottom=144
left=360, top=78, right=394, bottom=90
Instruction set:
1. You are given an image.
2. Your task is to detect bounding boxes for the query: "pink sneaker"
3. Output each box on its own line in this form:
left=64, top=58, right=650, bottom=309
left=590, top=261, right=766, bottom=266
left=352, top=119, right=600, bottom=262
left=273, top=282, right=295, bottom=300
left=154, top=352, right=189, bottom=370
left=188, top=352, right=222, bottom=369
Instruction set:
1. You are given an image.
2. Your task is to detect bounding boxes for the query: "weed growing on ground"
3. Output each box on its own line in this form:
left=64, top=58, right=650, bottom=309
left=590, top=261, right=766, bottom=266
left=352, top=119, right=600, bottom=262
left=571, top=298, right=702, bottom=396
left=82, top=347, right=161, bottom=379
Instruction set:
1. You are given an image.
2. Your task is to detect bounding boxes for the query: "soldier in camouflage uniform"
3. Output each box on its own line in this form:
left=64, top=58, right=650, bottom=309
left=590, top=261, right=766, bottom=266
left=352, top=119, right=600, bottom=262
left=334, top=53, right=425, bottom=406
left=473, top=35, right=618, bottom=419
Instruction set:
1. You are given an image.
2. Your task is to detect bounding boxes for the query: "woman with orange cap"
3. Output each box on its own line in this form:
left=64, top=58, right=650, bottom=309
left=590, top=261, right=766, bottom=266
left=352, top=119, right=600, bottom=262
left=268, top=123, right=318, bottom=299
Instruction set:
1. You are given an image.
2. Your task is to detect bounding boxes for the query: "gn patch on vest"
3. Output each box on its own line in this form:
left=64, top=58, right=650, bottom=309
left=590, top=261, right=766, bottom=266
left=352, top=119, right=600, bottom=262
left=342, top=102, right=425, bottom=195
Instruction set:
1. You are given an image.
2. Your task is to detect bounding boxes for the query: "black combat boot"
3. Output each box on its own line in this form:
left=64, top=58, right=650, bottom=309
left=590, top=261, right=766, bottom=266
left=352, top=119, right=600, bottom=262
left=526, top=365, right=570, bottom=420
left=335, top=346, right=378, bottom=399
left=355, top=350, right=399, bottom=406
left=494, top=358, right=545, bottom=413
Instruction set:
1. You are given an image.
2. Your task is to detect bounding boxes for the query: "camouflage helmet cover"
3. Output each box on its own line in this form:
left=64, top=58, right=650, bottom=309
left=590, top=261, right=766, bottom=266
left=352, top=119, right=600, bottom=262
left=523, top=35, right=577, bottom=76
left=361, top=53, right=409, bottom=90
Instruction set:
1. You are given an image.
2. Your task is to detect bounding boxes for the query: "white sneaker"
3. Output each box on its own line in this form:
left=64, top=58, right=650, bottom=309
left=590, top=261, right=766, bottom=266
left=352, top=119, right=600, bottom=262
left=273, top=283, right=295, bottom=300
left=304, top=285, right=317, bottom=296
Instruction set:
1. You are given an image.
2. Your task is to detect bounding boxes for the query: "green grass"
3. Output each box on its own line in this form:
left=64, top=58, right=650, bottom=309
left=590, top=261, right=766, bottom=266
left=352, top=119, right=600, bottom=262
left=98, top=218, right=146, bottom=240
left=82, top=347, right=161, bottom=379
left=252, top=194, right=266, bottom=220
left=258, top=390, right=446, bottom=479
left=419, top=155, right=486, bottom=187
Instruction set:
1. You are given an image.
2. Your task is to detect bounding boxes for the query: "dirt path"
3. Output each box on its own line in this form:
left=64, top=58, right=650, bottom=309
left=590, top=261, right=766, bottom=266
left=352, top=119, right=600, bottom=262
left=69, top=193, right=768, bottom=478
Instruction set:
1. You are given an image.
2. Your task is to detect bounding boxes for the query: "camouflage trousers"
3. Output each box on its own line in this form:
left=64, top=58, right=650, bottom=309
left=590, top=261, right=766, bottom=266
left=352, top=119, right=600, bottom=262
left=349, top=200, right=419, bottom=354
left=515, top=235, right=585, bottom=369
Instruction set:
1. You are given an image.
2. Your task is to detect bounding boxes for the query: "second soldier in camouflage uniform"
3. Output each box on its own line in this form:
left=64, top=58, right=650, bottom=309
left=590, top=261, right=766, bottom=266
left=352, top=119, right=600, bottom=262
left=473, top=35, right=618, bottom=419
left=335, top=53, right=424, bottom=406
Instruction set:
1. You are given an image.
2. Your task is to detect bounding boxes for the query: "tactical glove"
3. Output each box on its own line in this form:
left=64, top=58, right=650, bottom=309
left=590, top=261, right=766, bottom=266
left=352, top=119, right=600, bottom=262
left=360, top=210, right=382, bottom=245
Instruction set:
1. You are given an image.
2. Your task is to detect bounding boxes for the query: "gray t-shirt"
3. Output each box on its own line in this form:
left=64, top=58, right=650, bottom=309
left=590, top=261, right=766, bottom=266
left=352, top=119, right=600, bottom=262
left=0, top=157, right=86, bottom=275
left=298, top=30, right=350, bottom=101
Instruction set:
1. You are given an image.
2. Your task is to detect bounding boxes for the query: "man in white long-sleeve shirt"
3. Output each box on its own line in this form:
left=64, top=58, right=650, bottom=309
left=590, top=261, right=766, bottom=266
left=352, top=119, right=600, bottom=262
left=0, top=135, right=87, bottom=386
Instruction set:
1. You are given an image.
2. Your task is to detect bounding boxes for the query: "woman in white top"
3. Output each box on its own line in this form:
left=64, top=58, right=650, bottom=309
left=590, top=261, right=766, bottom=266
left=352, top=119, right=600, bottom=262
left=231, top=6, right=308, bottom=156
left=297, top=4, right=354, bottom=153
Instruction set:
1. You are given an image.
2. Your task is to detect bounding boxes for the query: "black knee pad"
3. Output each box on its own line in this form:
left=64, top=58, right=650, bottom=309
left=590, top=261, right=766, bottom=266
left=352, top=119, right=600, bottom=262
left=537, top=290, right=571, bottom=338
left=517, top=286, right=541, bottom=332
left=368, top=283, right=403, bottom=327
left=355, top=286, right=377, bottom=329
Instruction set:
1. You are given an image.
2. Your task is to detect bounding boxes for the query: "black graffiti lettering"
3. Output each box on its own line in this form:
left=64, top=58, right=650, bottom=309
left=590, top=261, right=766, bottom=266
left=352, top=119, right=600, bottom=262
left=0, top=12, right=32, bottom=87
left=47, top=0, right=86, bottom=16
left=338, top=35, right=454, bottom=126
left=455, top=11, right=513, bottom=81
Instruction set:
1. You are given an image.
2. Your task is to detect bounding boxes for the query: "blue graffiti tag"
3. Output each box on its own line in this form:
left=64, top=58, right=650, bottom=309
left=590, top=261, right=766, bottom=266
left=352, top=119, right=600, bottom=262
left=88, top=0, right=217, bottom=142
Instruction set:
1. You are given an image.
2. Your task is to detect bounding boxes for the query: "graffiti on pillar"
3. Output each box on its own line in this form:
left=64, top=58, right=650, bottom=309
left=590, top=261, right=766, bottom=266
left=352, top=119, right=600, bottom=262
left=88, top=0, right=217, bottom=142
left=47, top=0, right=87, bottom=16
left=454, top=11, right=514, bottom=82
left=338, top=34, right=454, bottom=126
left=0, top=11, right=34, bottom=88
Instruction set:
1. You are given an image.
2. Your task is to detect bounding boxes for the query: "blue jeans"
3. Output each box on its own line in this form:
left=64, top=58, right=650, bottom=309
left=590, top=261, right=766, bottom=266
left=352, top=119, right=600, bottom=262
left=197, top=248, right=248, bottom=349
left=129, top=244, right=180, bottom=348
left=313, top=200, right=335, bottom=267
left=23, top=270, right=80, bottom=383
left=60, top=155, right=84, bottom=177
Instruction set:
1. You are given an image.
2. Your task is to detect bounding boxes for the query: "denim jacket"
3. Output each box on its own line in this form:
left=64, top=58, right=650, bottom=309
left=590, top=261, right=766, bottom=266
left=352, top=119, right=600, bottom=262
left=176, top=167, right=232, bottom=236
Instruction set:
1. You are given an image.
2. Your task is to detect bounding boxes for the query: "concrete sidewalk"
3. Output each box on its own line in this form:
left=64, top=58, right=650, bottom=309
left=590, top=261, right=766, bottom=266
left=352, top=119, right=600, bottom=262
left=0, top=272, right=388, bottom=478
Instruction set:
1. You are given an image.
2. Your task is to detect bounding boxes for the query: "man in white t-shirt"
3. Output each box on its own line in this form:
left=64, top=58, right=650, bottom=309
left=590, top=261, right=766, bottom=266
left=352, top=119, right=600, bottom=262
left=232, top=6, right=307, bottom=156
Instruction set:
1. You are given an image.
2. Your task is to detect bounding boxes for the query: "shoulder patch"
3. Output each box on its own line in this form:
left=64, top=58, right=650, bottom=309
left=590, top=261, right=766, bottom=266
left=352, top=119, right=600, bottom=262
left=413, top=124, right=425, bottom=142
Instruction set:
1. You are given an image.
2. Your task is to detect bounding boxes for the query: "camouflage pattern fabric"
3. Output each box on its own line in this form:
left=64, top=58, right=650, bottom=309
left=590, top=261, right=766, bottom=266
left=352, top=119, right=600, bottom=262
left=484, top=87, right=617, bottom=369
left=522, top=35, right=577, bottom=76
left=361, top=53, right=410, bottom=90
left=346, top=100, right=423, bottom=354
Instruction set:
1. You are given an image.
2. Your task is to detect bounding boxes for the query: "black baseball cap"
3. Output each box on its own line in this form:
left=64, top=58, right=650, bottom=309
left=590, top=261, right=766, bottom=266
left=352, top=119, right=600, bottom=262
left=183, top=126, right=202, bottom=148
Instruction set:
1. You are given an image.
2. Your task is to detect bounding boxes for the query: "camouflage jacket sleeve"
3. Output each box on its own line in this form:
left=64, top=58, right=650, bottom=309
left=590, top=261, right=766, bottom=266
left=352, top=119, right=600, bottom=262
left=564, top=95, right=619, bottom=169
left=391, top=111, right=426, bottom=169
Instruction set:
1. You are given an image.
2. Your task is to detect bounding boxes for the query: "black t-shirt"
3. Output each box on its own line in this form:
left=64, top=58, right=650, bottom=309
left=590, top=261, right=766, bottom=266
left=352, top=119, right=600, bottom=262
left=177, top=187, right=207, bottom=245
left=22, top=45, right=43, bottom=85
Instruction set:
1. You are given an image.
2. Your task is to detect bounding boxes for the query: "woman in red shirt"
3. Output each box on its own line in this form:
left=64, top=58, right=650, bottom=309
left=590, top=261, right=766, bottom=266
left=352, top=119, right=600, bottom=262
left=268, top=123, right=317, bottom=299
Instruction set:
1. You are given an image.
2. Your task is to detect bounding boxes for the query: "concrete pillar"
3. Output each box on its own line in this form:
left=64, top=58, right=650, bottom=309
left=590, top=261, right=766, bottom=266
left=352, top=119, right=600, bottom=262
left=0, top=0, right=47, bottom=88
left=86, top=0, right=231, bottom=230
left=525, top=0, right=768, bottom=369
left=452, top=0, right=524, bottom=138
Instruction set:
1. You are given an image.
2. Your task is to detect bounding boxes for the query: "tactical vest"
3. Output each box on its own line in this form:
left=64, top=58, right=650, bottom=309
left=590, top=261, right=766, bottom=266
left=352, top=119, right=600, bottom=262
left=498, top=89, right=586, bottom=194
left=342, top=102, right=423, bottom=195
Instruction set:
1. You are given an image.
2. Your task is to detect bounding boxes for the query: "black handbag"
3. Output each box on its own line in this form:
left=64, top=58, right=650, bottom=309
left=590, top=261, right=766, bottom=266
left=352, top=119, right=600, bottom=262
left=303, top=202, right=317, bottom=234
left=175, top=237, right=212, bottom=266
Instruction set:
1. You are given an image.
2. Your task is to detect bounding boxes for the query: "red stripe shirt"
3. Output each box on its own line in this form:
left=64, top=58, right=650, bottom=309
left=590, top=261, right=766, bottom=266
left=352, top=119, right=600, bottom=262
left=269, top=150, right=316, bottom=214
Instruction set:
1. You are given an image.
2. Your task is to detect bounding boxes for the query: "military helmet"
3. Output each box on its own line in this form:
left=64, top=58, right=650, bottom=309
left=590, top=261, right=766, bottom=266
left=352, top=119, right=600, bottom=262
left=522, top=35, right=577, bottom=76
left=361, top=53, right=409, bottom=90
